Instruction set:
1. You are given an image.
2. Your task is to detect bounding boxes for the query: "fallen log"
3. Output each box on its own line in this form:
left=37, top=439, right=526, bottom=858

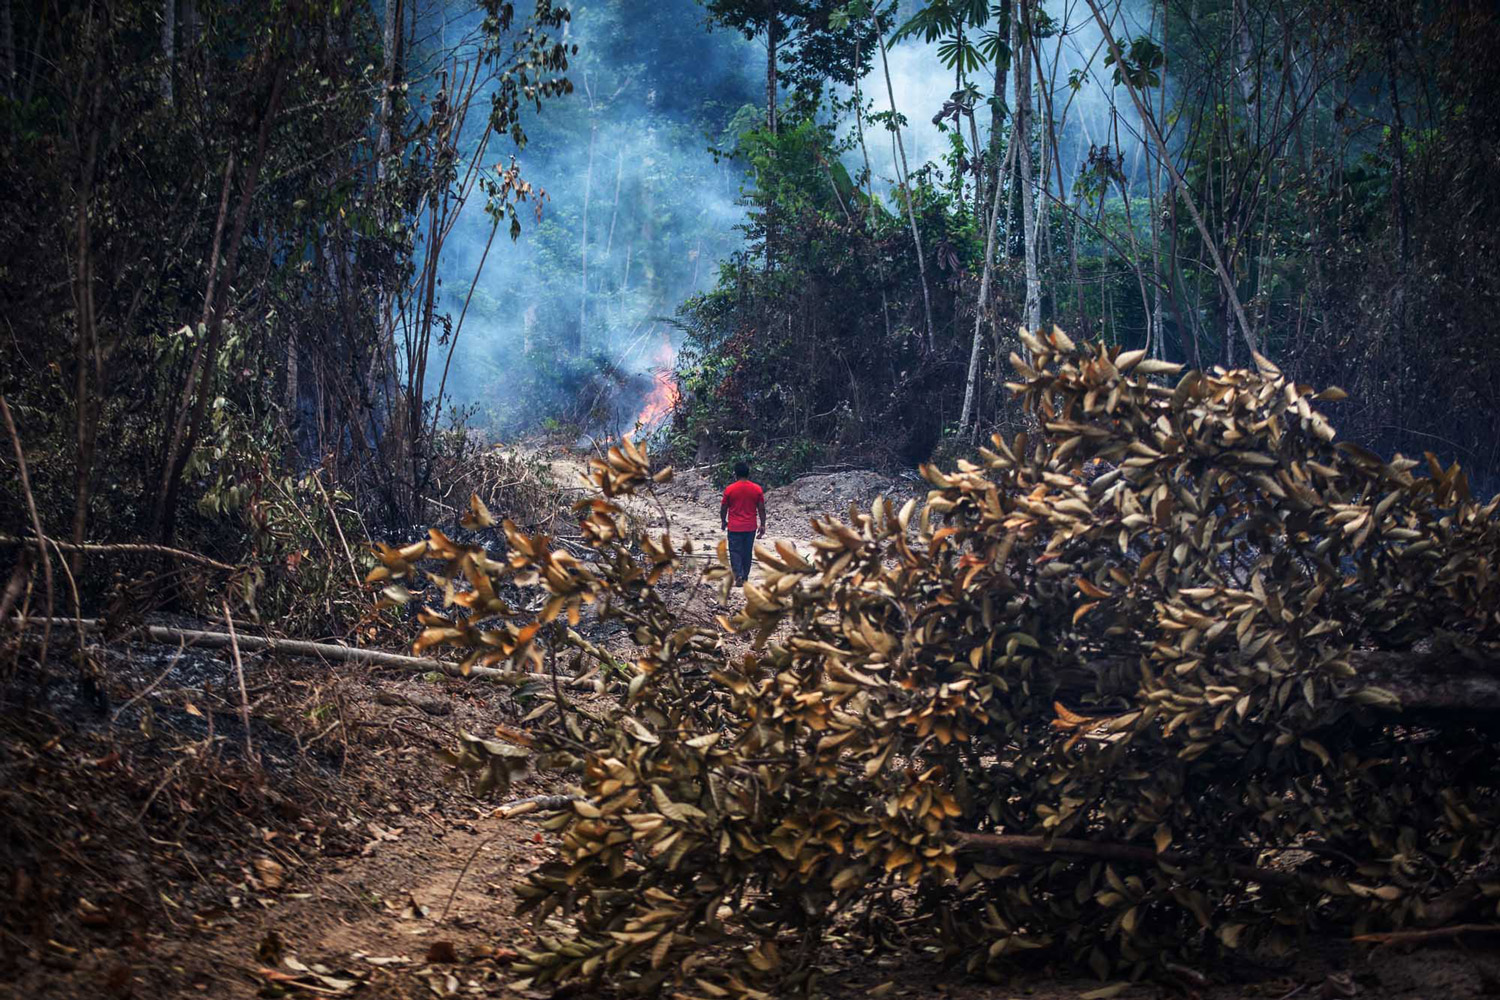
left=11, top=617, right=606, bottom=690
left=1053, top=646, right=1500, bottom=714
left=1351, top=923, right=1500, bottom=947
left=955, top=831, right=1316, bottom=890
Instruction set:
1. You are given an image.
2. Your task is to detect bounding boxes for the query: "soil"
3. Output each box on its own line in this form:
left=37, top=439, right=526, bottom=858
left=2, top=451, right=1496, bottom=1000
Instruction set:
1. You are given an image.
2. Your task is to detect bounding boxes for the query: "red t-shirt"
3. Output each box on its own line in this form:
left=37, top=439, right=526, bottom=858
left=721, top=480, right=764, bottom=532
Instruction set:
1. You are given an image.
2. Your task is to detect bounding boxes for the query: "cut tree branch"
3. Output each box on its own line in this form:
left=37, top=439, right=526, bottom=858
left=0, top=534, right=238, bottom=572
left=14, top=618, right=605, bottom=690
left=1052, top=646, right=1500, bottom=714
left=956, top=831, right=1318, bottom=890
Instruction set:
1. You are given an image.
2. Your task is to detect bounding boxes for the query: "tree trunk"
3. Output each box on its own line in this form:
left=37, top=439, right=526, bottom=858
left=159, top=0, right=174, bottom=103
left=852, top=32, right=892, bottom=343
left=0, top=0, right=12, bottom=100
left=877, top=30, right=936, bottom=351
left=284, top=327, right=299, bottom=423
left=960, top=137, right=1015, bottom=435
left=763, top=11, right=779, bottom=273
left=603, top=145, right=623, bottom=261
left=579, top=93, right=595, bottom=353
left=1083, top=0, right=1256, bottom=359
left=374, top=0, right=403, bottom=458
left=765, top=13, right=778, bottom=135
left=152, top=65, right=286, bottom=543
left=71, top=82, right=103, bottom=579
left=1017, top=0, right=1040, bottom=335
left=1384, top=38, right=1409, bottom=274
left=377, top=0, right=400, bottom=164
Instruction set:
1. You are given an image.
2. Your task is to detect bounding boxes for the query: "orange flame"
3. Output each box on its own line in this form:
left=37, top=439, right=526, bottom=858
left=634, top=334, right=679, bottom=430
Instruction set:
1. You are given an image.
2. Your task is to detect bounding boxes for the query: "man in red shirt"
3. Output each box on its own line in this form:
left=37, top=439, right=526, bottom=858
left=720, top=461, right=766, bottom=586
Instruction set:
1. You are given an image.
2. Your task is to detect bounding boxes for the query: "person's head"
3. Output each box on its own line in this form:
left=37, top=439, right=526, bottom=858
left=734, top=460, right=750, bottom=480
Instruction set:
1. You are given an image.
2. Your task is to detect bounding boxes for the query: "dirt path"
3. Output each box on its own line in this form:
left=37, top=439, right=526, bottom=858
left=15, top=453, right=1492, bottom=1000
left=90, top=456, right=917, bottom=1000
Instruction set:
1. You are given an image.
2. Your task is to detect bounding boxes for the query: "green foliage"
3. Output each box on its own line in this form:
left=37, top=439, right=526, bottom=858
left=670, top=114, right=983, bottom=479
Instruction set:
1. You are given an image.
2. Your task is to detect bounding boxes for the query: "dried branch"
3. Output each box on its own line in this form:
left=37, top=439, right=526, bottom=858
left=0, top=534, right=237, bottom=572
left=16, top=617, right=604, bottom=689
left=1, top=396, right=53, bottom=665
left=223, top=601, right=257, bottom=765
left=955, top=831, right=1319, bottom=891
left=1351, top=923, right=1500, bottom=947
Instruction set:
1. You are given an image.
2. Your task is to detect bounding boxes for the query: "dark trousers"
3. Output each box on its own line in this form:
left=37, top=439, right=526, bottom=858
left=727, top=531, right=756, bottom=581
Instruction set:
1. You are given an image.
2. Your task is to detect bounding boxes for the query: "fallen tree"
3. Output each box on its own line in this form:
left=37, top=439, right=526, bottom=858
left=376, top=335, right=1500, bottom=996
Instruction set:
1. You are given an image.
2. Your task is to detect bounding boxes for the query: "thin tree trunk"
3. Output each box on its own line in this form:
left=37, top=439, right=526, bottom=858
left=1, top=0, right=13, bottom=100
left=603, top=145, right=623, bottom=260
left=71, top=81, right=103, bottom=579
left=160, top=0, right=174, bottom=102
left=579, top=85, right=596, bottom=353
left=1083, top=0, right=1256, bottom=358
left=377, top=0, right=400, bottom=165
left=765, top=13, right=778, bottom=135
left=1017, top=0, right=1040, bottom=335
left=852, top=33, right=892, bottom=343
left=1385, top=38, right=1409, bottom=273
left=152, top=65, right=285, bottom=542
left=959, top=136, right=1014, bottom=434
left=375, top=0, right=403, bottom=449
left=877, top=29, right=936, bottom=351
left=764, top=11, right=779, bottom=272
left=985, top=3, right=1009, bottom=200
left=284, top=328, right=299, bottom=421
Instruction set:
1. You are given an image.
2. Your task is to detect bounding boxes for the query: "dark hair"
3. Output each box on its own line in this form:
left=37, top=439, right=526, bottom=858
left=734, top=460, right=750, bottom=479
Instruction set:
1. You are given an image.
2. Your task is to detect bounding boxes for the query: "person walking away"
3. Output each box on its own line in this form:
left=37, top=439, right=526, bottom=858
left=720, top=461, right=765, bottom=586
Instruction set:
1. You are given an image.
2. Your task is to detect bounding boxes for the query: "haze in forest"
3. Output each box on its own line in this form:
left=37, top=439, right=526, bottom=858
left=431, top=0, right=1158, bottom=438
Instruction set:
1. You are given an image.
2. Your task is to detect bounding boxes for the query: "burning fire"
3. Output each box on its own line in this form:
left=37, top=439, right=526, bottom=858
left=634, top=333, right=679, bottom=430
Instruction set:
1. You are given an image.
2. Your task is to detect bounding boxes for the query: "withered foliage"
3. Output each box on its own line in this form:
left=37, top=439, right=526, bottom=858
left=375, top=333, right=1500, bottom=996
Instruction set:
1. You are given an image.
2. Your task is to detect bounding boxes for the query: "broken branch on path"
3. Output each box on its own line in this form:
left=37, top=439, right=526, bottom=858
left=492, top=793, right=584, bottom=818
left=1053, top=646, right=1500, bottom=714
left=2, top=396, right=55, bottom=664
left=15, top=617, right=607, bottom=690
left=0, top=533, right=238, bottom=572
left=955, top=831, right=1318, bottom=891
left=1351, top=923, right=1500, bottom=947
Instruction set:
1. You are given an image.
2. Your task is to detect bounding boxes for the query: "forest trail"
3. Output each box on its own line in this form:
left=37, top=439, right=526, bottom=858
left=110, top=455, right=921, bottom=1000
left=8, top=451, right=1495, bottom=1000
left=8, top=452, right=1488, bottom=1000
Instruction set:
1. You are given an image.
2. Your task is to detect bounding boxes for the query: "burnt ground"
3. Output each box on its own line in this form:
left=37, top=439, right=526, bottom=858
left=2, top=457, right=1498, bottom=1000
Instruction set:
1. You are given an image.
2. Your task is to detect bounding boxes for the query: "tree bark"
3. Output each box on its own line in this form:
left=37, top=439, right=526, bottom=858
left=603, top=145, right=623, bottom=261
left=763, top=10, right=779, bottom=272
left=852, top=31, right=893, bottom=344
